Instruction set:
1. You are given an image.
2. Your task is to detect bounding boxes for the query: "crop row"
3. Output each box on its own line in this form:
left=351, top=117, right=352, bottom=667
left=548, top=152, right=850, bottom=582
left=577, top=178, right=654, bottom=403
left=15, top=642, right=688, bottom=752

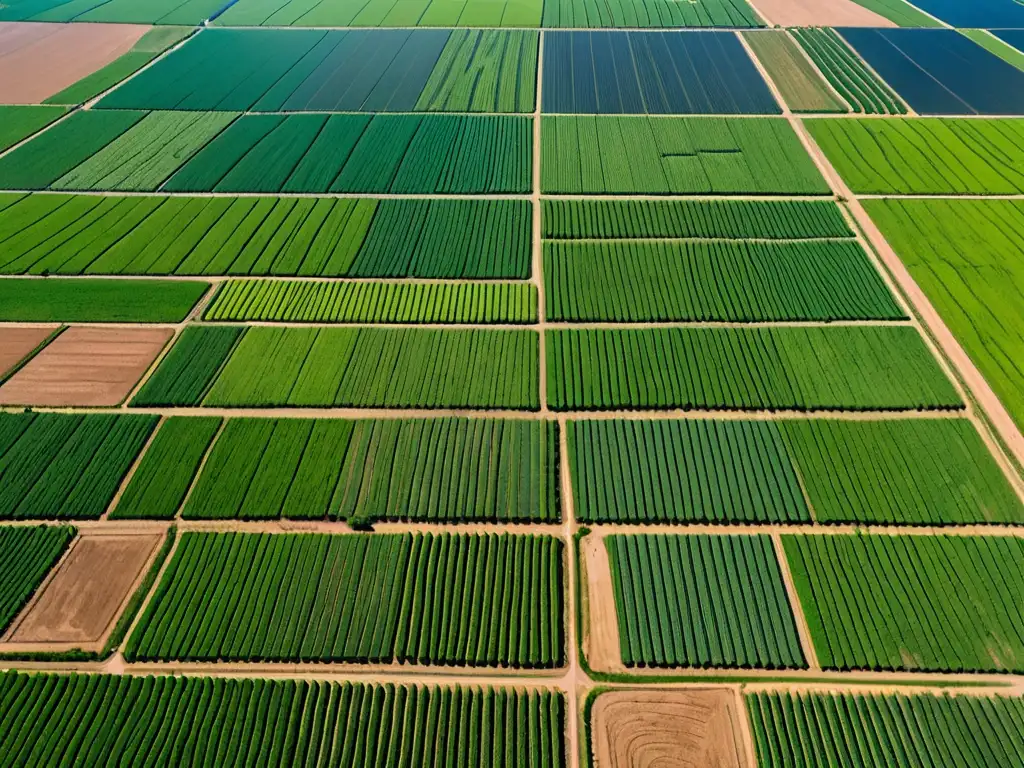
left=127, top=532, right=564, bottom=666
left=0, top=194, right=530, bottom=279
left=0, top=525, right=74, bottom=632
left=138, top=326, right=539, bottom=409
left=546, top=326, right=961, bottom=411
left=541, top=199, right=853, bottom=240
left=540, top=0, right=759, bottom=27
left=541, top=116, right=828, bottom=194
left=743, top=31, right=845, bottom=114
left=544, top=240, right=903, bottom=322
left=0, top=672, right=565, bottom=768
left=216, top=0, right=543, bottom=27
left=570, top=418, right=1022, bottom=526
left=100, top=29, right=537, bottom=113
left=790, top=28, right=906, bottom=115
left=0, top=106, right=67, bottom=153
left=747, top=691, right=1024, bottom=768
left=0, top=111, right=532, bottom=194
left=784, top=534, right=1024, bottom=672
left=205, top=280, right=537, bottom=324
left=606, top=533, right=805, bottom=669
left=113, top=416, right=558, bottom=523
left=0, top=412, right=157, bottom=520
left=542, top=31, right=778, bottom=114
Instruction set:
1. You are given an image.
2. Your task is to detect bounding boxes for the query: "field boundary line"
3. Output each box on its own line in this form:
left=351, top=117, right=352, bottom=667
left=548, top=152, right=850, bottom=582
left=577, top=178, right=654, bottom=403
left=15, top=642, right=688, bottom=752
left=558, top=415, right=581, bottom=768
left=771, top=532, right=820, bottom=671
left=831, top=29, right=917, bottom=115
left=534, top=32, right=547, bottom=415
left=0, top=533, right=81, bottom=643
left=778, top=28, right=854, bottom=112
left=101, top=414, right=166, bottom=521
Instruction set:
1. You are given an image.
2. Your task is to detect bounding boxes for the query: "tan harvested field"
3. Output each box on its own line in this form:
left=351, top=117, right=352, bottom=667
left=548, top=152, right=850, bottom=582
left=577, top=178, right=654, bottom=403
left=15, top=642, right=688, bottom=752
left=0, top=326, right=171, bottom=406
left=582, top=534, right=623, bottom=674
left=6, top=534, right=161, bottom=648
left=591, top=689, right=750, bottom=768
left=748, top=0, right=896, bottom=26
left=0, top=323, right=57, bottom=378
left=0, top=22, right=149, bottom=103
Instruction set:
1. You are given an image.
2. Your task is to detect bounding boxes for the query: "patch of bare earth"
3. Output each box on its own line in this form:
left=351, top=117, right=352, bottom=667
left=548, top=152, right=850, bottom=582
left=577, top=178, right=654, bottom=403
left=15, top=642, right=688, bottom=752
left=0, top=326, right=171, bottom=406
left=749, top=0, right=895, bottom=26
left=0, top=324, right=57, bottom=378
left=5, top=534, right=161, bottom=651
left=582, top=534, right=624, bottom=674
left=592, top=689, right=750, bottom=768
left=0, top=21, right=150, bottom=103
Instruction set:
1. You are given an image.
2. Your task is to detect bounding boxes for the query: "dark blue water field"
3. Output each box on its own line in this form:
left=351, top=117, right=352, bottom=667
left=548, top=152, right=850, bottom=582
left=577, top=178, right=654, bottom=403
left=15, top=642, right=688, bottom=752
left=901, top=0, right=1024, bottom=28
left=542, top=31, right=780, bottom=115
left=994, top=29, right=1024, bottom=53
left=840, top=28, right=1024, bottom=115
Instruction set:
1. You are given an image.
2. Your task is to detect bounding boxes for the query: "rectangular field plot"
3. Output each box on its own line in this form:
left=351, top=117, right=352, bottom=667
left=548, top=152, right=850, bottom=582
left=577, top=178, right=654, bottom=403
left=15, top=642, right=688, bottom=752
left=903, top=0, right=1024, bottom=27
left=542, top=32, right=778, bottom=115
left=547, top=326, right=961, bottom=411
left=747, top=692, right=1024, bottom=768
left=743, top=31, right=846, bottom=114
left=807, top=118, right=1024, bottom=194
left=0, top=412, right=157, bottom=519
left=136, top=326, right=539, bottom=409
left=0, top=278, right=207, bottom=322
left=569, top=418, right=1021, bottom=525
left=164, top=114, right=531, bottom=194
left=791, top=28, right=906, bottom=115
left=0, top=106, right=67, bottom=153
left=0, top=325, right=57, bottom=381
left=544, top=240, right=903, bottom=322
left=0, top=673, right=566, bottom=768
left=0, top=525, right=74, bottom=632
left=839, top=28, right=1024, bottom=115
left=605, top=534, right=806, bottom=669
left=0, top=195, right=531, bottom=279
left=216, top=0, right=544, bottom=26
left=99, top=28, right=537, bottom=113
left=784, top=534, right=1024, bottom=672
left=0, top=0, right=233, bottom=23
left=206, top=280, right=537, bottom=324
left=865, top=199, right=1024, bottom=430
left=543, top=199, right=853, bottom=240
left=126, top=531, right=564, bottom=666
left=541, top=0, right=760, bottom=26
left=541, top=117, right=828, bottom=195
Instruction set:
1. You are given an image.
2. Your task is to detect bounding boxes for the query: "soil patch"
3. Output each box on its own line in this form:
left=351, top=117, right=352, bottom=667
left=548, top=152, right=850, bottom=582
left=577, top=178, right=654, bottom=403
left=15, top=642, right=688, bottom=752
left=0, top=326, right=171, bottom=406
left=0, top=22, right=150, bottom=104
left=582, top=534, right=623, bottom=674
left=591, top=689, right=749, bottom=768
left=0, top=324, right=57, bottom=379
left=749, top=0, right=896, bottom=26
left=7, top=534, right=161, bottom=646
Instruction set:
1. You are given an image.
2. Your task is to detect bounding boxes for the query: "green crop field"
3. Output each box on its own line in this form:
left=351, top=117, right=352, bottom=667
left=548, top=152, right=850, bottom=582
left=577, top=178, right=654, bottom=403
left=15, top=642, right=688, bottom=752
left=0, top=672, right=566, bottom=768
left=0, top=278, right=207, bottom=322
left=0, top=106, right=68, bottom=153
left=744, top=31, right=846, bottom=113
left=0, top=525, right=74, bottom=632
left=132, top=325, right=244, bottom=407
left=784, top=534, right=1024, bottom=672
left=127, top=531, right=564, bottom=666
left=606, top=533, right=806, bottom=669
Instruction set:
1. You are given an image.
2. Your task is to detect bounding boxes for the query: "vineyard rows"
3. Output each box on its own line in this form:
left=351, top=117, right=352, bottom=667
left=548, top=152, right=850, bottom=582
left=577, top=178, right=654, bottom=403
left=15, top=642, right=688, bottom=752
left=0, top=525, right=74, bottom=631
left=127, top=531, right=564, bottom=666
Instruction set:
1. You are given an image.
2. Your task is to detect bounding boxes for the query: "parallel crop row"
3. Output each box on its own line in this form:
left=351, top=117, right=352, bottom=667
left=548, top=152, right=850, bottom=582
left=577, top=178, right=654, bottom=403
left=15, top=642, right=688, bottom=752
left=0, top=194, right=531, bottom=280
left=544, top=240, right=903, bottom=322
left=132, top=326, right=243, bottom=407
left=784, top=534, right=1024, bottom=672
left=154, top=417, right=560, bottom=523
left=541, top=199, right=852, bottom=240
left=747, top=691, right=1024, bottom=768
left=127, top=532, right=564, bottom=667
left=547, top=326, right=961, bottom=411
left=606, top=533, right=806, bottom=669
left=744, top=31, right=845, bottom=113
left=0, top=525, right=74, bottom=631
left=541, top=0, right=759, bottom=27
left=205, top=280, right=537, bottom=324
left=0, top=672, right=566, bottom=768
left=0, top=412, right=156, bottom=519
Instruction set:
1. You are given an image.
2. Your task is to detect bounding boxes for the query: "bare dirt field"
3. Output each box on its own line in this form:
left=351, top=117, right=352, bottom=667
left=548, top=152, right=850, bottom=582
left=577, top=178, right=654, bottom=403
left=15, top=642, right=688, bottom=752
left=0, top=22, right=150, bottom=103
left=748, top=0, right=896, bottom=26
left=0, top=326, right=171, bottom=406
left=582, top=534, right=623, bottom=674
left=0, top=324, right=57, bottom=379
left=591, top=688, right=751, bottom=768
left=6, top=534, right=162, bottom=648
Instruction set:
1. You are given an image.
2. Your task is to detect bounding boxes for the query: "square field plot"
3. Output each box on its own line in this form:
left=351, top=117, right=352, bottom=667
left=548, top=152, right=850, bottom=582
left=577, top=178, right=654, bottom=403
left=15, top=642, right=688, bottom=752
left=839, top=28, right=1024, bottom=115
left=542, top=31, right=778, bottom=115
left=0, top=326, right=171, bottom=406
left=0, top=21, right=148, bottom=104
left=4, top=533, right=162, bottom=649
left=98, top=28, right=538, bottom=113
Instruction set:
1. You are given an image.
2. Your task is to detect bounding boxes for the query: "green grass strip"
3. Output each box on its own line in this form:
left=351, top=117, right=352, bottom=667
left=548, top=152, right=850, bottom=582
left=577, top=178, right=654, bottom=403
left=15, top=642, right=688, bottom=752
left=0, top=278, right=208, bottom=322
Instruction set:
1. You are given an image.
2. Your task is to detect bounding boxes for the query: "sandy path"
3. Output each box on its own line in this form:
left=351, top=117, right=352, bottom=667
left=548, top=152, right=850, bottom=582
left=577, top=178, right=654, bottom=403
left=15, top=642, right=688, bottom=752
left=0, top=324, right=58, bottom=379
left=581, top=535, right=623, bottom=674
left=0, top=22, right=150, bottom=104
